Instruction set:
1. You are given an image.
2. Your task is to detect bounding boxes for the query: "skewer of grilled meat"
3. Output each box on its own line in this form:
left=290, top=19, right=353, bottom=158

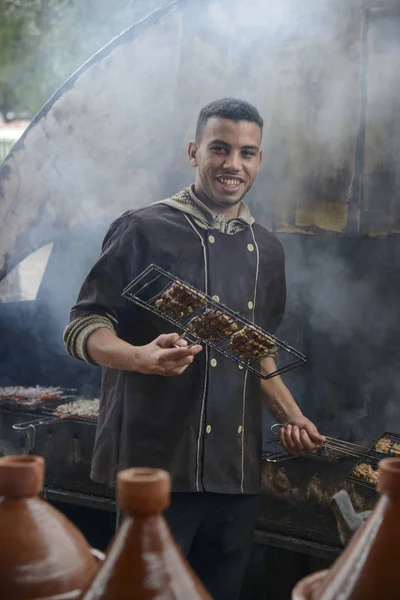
left=155, top=283, right=206, bottom=319
left=188, top=309, right=238, bottom=342
left=230, top=326, right=277, bottom=360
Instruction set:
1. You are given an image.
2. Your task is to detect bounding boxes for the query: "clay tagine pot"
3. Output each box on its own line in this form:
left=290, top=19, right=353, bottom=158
left=292, top=457, right=400, bottom=600
left=0, top=454, right=101, bottom=599
left=82, top=467, right=213, bottom=599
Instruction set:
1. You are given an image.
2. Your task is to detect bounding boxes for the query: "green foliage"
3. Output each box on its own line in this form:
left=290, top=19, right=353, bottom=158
left=0, top=0, right=169, bottom=117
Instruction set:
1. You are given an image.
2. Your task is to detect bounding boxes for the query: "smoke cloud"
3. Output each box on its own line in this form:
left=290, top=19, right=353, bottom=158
left=1, top=0, right=400, bottom=444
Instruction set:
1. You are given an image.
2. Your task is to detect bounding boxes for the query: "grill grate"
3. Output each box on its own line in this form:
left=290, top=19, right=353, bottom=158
left=122, top=264, right=306, bottom=380
left=0, top=394, right=98, bottom=425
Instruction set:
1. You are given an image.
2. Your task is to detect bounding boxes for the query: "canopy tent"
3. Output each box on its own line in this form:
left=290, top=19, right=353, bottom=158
left=0, top=0, right=399, bottom=280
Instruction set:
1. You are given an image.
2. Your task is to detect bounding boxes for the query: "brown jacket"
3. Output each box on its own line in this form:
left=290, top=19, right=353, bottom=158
left=67, top=198, right=286, bottom=493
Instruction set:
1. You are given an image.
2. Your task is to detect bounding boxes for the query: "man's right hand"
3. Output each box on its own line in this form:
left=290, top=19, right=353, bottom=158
left=132, top=333, right=202, bottom=376
left=87, top=328, right=202, bottom=374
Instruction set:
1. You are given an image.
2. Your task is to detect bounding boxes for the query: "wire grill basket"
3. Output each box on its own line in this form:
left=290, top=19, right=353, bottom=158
left=122, top=264, right=306, bottom=380
left=347, top=431, right=400, bottom=491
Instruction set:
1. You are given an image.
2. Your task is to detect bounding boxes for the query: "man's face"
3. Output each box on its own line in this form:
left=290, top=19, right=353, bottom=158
left=188, top=117, right=262, bottom=210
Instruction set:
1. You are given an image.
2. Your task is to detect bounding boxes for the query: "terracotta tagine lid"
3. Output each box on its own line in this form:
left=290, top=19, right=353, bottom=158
left=292, top=458, right=400, bottom=600
left=0, top=454, right=100, bottom=599
left=82, top=467, right=213, bottom=599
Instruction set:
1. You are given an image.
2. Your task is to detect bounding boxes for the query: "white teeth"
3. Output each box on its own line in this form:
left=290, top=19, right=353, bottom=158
left=219, top=178, right=241, bottom=187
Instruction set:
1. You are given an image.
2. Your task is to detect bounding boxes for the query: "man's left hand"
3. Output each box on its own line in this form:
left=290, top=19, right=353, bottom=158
left=279, top=416, right=325, bottom=456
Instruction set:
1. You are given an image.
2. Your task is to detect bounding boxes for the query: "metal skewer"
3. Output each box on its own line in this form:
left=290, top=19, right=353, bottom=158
left=322, top=442, right=369, bottom=460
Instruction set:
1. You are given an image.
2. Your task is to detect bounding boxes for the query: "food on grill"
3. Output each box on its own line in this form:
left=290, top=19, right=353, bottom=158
left=230, top=326, right=277, bottom=360
left=55, top=399, right=100, bottom=420
left=155, top=283, right=206, bottom=319
left=0, top=385, right=64, bottom=407
left=373, top=437, right=400, bottom=456
left=374, top=437, right=392, bottom=454
left=352, top=463, right=379, bottom=486
left=187, top=309, right=238, bottom=341
left=390, top=443, right=400, bottom=456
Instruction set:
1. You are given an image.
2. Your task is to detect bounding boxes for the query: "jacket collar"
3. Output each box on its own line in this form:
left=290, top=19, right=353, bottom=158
left=155, top=184, right=254, bottom=234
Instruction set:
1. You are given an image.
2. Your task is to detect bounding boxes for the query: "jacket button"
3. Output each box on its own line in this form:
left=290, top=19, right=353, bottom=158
left=247, top=243, right=254, bottom=252
left=238, top=425, right=243, bottom=434
left=248, top=301, right=254, bottom=310
left=238, top=364, right=244, bottom=370
left=212, top=295, right=220, bottom=302
left=210, top=358, right=217, bottom=367
left=209, top=235, right=215, bottom=244
left=206, top=425, right=212, bottom=434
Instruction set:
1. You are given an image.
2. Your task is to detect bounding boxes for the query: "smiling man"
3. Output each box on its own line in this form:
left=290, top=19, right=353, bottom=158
left=64, top=98, right=324, bottom=600
left=189, top=115, right=262, bottom=213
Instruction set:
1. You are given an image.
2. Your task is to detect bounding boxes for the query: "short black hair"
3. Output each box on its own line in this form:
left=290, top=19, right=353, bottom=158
left=195, top=98, right=263, bottom=142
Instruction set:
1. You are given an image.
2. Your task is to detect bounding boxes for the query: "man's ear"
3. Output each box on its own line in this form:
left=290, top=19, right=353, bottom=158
left=188, top=141, right=198, bottom=168
left=258, top=149, right=263, bottom=171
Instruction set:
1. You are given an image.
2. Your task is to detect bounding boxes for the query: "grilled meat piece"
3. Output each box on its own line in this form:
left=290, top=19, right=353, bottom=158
left=230, top=326, right=277, bottom=360
left=188, top=309, right=238, bottom=342
left=352, top=463, right=379, bottom=486
left=390, top=443, right=400, bottom=456
left=374, top=437, right=392, bottom=454
left=373, top=437, right=400, bottom=456
left=155, top=283, right=206, bottom=319
left=55, top=398, right=100, bottom=419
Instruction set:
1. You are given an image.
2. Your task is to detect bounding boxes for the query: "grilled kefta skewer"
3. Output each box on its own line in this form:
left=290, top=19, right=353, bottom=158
left=230, top=326, right=277, bottom=360
left=188, top=309, right=238, bottom=342
left=155, top=283, right=206, bottom=319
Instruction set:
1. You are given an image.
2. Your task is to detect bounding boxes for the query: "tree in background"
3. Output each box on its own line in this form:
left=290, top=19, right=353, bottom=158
left=0, top=0, right=169, bottom=119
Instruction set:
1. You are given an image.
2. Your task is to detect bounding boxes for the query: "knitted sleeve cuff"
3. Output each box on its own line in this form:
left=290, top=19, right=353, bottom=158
left=64, top=314, right=116, bottom=365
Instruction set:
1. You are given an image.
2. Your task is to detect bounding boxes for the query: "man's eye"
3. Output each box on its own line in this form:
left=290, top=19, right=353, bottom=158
left=212, top=146, right=227, bottom=154
left=242, top=151, right=256, bottom=158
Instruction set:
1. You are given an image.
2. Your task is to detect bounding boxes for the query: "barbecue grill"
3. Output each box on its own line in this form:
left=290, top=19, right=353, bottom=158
left=0, top=386, right=74, bottom=410
left=258, top=449, right=378, bottom=552
left=0, top=387, right=381, bottom=565
left=122, top=264, right=307, bottom=380
left=254, top=423, right=397, bottom=552
left=263, top=423, right=393, bottom=464
left=0, top=390, right=382, bottom=598
left=263, top=423, right=400, bottom=493
left=0, top=392, right=99, bottom=452
left=0, top=389, right=112, bottom=502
